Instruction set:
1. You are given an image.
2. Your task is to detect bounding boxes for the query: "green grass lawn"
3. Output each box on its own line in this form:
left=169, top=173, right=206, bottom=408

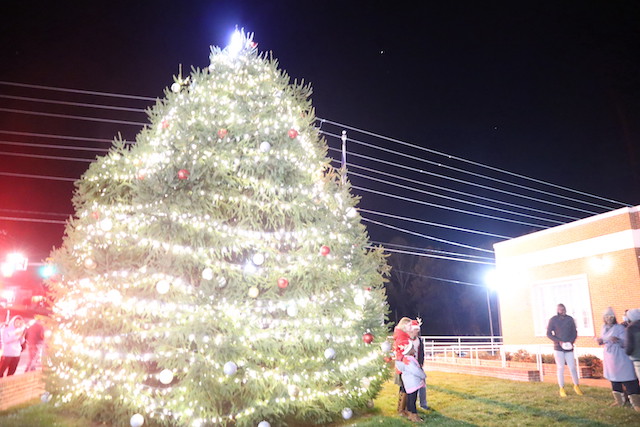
left=2, top=371, right=639, bottom=426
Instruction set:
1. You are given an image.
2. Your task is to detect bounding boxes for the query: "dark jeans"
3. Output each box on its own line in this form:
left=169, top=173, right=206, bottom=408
left=406, top=390, right=418, bottom=413
left=0, top=356, right=20, bottom=377
left=611, top=379, right=640, bottom=395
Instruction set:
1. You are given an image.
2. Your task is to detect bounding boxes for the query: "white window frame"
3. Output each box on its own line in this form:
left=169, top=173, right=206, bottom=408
left=532, top=274, right=594, bottom=337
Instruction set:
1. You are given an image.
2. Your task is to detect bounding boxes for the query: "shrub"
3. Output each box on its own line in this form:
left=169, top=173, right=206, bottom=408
left=506, top=349, right=536, bottom=363
left=579, top=354, right=603, bottom=378
left=541, top=354, right=555, bottom=364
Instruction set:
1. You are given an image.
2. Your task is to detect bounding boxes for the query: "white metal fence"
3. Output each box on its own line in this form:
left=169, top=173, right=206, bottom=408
left=419, top=336, right=602, bottom=382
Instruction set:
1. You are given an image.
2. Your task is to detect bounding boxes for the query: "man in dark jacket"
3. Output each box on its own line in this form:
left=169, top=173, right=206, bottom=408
left=547, top=303, right=583, bottom=397
left=409, top=319, right=429, bottom=411
left=625, top=308, right=640, bottom=383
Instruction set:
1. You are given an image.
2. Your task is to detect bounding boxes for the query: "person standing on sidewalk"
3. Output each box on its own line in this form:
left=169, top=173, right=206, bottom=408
left=547, top=303, right=584, bottom=397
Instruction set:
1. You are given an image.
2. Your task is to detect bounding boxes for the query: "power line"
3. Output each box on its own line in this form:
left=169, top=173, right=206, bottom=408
left=0, top=172, right=76, bottom=182
left=371, top=240, right=495, bottom=261
left=0, top=216, right=66, bottom=225
left=323, top=130, right=620, bottom=212
left=372, top=245, right=494, bottom=265
left=323, top=132, right=602, bottom=216
left=0, top=151, right=93, bottom=162
left=349, top=169, right=564, bottom=225
left=361, top=216, right=495, bottom=253
left=0, top=107, right=147, bottom=127
left=0, top=94, right=148, bottom=113
left=356, top=186, right=548, bottom=229
left=0, top=140, right=109, bottom=153
left=0, top=208, right=69, bottom=218
left=331, top=155, right=581, bottom=222
left=0, top=81, right=156, bottom=101
left=361, top=210, right=510, bottom=239
left=391, top=268, right=487, bottom=288
left=320, top=118, right=629, bottom=207
left=0, top=130, right=114, bottom=143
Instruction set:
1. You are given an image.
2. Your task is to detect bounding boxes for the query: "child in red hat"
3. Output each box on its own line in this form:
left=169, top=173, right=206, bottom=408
left=395, top=337, right=426, bottom=423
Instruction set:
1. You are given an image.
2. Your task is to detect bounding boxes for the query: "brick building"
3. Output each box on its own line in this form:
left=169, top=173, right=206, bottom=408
left=493, top=206, right=640, bottom=356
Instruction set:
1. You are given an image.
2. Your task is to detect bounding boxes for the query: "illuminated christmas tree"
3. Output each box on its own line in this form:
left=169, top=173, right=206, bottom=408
left=45, top=31, right=390, bottom=427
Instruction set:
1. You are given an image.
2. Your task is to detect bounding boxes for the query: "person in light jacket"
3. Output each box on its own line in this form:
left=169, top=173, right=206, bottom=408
left=395, top=338, right=426, bottom=423
left=0, top=315, right=26, bottom=377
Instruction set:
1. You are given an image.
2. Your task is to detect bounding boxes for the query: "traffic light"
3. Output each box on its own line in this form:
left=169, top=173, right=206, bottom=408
left=38, top=264, right=56, bottom=279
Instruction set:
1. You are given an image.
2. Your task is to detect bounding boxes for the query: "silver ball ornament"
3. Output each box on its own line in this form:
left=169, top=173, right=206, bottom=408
left=130, top=413, right=144, bottom=427
left=341, top=408, right=353, bottom=420
left=324, top=348, right=336, bottom=360
left=259, top=141, right=271, bottom=152
left=223, top=361, right=237, bottom=376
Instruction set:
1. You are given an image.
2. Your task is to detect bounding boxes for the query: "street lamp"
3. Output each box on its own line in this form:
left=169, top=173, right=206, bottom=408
left=485, top=287, right=495, bottom=339
left=1, top=252, right=29, bottom=277
left=484, top=269, right=504, bottom=350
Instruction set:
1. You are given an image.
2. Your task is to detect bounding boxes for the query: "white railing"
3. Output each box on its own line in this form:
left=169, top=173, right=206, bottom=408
left=421, top=335, right=503, bottom=357
left=420, top=337, right=598, bottom=382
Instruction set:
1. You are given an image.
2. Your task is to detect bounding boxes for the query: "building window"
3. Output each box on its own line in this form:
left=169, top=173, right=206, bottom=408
left=532, top=275, right=594, bottom=337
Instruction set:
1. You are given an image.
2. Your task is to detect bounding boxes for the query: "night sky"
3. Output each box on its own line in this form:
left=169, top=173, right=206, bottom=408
left=1, top=1, right=639, bottom=334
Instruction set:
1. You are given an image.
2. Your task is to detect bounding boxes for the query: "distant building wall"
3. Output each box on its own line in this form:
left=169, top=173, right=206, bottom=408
left=494, top=206, right=640, bottom=353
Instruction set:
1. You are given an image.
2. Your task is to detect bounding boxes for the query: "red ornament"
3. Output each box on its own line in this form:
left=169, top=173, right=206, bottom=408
left=177, top=169, right=190, bottom=180
left=288, top=128, right=298, bottom=139
left=91, top=211, right=100, bottom=220
left=137, top=171, right=146, bottom=180
left=277, top=277, right=289, bottom=289
left=364, top=287, right=372, bottom=292
left=250, top=41, right=258, bottom=49
left=363, top=333, right=374, bottom=344
left=217, top=128, right=228, bottom=138
left=161, top=120, right=169, bottom=129
left=319, top=245, right=331, bottom=256
left=383, top=356, right=392, bottom=363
